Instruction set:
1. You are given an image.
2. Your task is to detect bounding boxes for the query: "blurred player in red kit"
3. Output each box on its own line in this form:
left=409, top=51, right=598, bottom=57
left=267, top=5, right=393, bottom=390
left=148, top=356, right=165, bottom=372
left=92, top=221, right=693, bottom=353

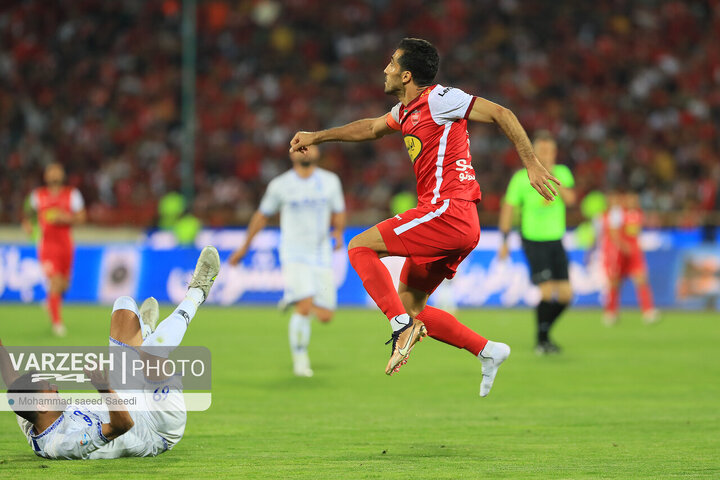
left=22, top=163, right=86, bottom=336
left=601, top=189, right=658, bottom=325
left=289, top=38, right=559, bottom=396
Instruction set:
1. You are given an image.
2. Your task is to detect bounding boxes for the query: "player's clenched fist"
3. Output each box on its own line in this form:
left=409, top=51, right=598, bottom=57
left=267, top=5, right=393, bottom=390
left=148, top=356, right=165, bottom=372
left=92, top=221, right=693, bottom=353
left=289, top=131, right=317, bottom=153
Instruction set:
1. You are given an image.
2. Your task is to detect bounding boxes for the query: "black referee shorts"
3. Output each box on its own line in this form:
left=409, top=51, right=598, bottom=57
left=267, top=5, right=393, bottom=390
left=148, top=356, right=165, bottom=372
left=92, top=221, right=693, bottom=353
left=521, top=238, right=569, bottom=285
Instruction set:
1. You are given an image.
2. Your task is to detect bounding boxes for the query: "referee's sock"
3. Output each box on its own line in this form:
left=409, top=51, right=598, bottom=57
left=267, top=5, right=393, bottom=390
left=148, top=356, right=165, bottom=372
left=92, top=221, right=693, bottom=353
left=536, top=300, right=554, bottom=343
left=548, top=301, right=568, bottom=330
left=348, top=246, right=406, bottom=321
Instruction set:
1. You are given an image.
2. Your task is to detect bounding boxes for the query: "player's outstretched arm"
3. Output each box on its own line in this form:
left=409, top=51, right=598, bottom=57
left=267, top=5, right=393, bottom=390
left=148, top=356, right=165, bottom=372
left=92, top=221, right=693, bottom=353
left=84, top=368, right=134, bottom=441
left=229, top=210, right=269, bottom=265
left=290, top=114, right=396, bottom=152
left=468, top=98, right=560, bottom=201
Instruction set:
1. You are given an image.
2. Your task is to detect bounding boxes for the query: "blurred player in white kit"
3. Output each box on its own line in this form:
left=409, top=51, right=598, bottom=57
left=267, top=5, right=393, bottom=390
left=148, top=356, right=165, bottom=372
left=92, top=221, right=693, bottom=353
left=229, top=145, right=346, bottom=377
left=0, top=246, right=220, bottom=459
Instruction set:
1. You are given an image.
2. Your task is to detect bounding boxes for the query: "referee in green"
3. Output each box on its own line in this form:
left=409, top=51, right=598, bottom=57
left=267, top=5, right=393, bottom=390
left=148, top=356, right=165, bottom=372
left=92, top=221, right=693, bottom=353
left=498, top=130, right=576, bottom=354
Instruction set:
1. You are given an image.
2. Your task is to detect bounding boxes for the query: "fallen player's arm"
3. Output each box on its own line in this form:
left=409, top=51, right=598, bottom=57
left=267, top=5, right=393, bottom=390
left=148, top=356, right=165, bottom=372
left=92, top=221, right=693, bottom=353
left=99, top=389, right=135, bottom=441
left=290, top=114, right=396, bottom=152
left=84, top=368, right=134, bottom=441
left=0, top=340, right=21, bottom=387
left=468, top=97, right=559, bottom=201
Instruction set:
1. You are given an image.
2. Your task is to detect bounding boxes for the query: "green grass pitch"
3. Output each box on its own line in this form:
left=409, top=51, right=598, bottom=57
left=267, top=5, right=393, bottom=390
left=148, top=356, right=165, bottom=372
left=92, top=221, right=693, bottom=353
left=0, top=304, right=718, bottom=479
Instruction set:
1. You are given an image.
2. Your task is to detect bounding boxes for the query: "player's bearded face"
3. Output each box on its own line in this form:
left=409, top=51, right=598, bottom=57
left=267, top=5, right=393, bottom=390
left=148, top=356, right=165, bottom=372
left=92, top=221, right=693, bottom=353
left=383, top=51, right=403, bottom=95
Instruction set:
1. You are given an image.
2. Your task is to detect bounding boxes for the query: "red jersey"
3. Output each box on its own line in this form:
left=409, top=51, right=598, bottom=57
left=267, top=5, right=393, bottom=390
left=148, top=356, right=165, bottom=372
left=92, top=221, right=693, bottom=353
left=30, top=186, right=84, bottom=251
left=621, top=207, right=643, bottom=250
left=385, top=85, right=481, bottom=206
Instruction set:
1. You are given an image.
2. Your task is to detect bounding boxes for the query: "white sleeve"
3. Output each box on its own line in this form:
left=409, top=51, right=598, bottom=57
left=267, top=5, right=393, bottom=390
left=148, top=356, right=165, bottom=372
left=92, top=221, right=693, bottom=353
left=258, top=179, right=282, bottom=216
left=70, top=188, right=85, bottom=212
left=329, top=175, right=345, bottom=213
left=608, top=207, right=624, bottom=229
left=18, top=416, right=33, bottom=437
left=390, top=103, right=402, bottom=125
left=45, top=416, right=110, bottom=459
left=428, top=86, right=475, bottom=124
left=29, top=190, right=38, bottom=211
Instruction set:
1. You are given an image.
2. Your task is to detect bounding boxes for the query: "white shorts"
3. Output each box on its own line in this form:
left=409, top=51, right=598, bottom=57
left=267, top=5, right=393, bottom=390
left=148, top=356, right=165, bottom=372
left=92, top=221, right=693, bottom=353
left=281, top=262, right=337, bottom=310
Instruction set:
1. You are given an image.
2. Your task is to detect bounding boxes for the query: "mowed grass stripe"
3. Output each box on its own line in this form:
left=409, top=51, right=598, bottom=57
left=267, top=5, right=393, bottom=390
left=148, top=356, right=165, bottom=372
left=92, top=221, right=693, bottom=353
left=0, top=305, right=717, bottom=479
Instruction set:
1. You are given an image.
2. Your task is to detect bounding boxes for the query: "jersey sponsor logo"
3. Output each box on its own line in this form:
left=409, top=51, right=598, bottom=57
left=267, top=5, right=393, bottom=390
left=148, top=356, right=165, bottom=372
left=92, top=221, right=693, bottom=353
left=410, top=109, right=421, bottom=126
left=403, top=135, right=423, bottom=163
left=79, top=433, right=90, bottom=446
left=455, top=159, right=476, bottom=181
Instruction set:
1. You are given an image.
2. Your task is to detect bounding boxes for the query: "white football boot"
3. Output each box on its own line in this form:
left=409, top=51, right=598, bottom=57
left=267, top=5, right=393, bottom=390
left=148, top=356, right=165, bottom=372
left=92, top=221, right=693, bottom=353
left=478, top=341, right=511, bottom=397
left=292, top=351, right=314, bottom=378
left=139, top=297, right=160, bottom=339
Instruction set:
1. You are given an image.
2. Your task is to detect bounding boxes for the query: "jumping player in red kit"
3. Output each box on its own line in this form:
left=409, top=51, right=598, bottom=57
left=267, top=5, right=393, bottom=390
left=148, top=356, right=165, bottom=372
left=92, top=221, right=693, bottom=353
left=601, top=190, right=658, bottom=325
left=22, top=163, right=86, bottom=336
left=290, top=38, right=559, bottom=396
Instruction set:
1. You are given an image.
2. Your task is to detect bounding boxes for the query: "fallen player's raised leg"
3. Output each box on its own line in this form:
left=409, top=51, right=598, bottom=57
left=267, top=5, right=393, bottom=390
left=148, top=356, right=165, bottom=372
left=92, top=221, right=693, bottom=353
left=142, top=246, right=220, bottom=354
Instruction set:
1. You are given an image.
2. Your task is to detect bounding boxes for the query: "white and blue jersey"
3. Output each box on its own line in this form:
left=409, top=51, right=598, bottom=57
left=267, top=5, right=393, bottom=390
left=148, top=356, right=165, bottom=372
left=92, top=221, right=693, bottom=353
left=18, top=405, right=176, bottom=459
left=259, top=168, right=345, bottom=268
left=17, top=338, right=187, bottom=460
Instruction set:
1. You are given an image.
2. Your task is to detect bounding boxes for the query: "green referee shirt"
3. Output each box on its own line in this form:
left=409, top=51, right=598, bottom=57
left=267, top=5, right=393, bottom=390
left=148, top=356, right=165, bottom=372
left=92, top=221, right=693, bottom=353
left=504, top=164, right=575, bottom=241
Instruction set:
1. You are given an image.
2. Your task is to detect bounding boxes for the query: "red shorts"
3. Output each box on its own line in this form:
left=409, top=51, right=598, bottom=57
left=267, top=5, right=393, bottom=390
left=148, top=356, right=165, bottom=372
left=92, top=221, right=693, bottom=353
left=39, top=244, right=74, bottom=279
left=603, top=248, right=646, bottom=279
left=377, top=199, right=479, bottom=294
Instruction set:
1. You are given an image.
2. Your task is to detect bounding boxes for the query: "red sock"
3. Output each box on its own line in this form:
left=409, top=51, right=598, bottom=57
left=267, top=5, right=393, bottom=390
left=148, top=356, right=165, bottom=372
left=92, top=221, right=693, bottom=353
left=605, top=286, right=619, bottom=315
left=48, top=292, right=63, bottom=326
left=416, top=306, right=487, bottom=356
left=637, top=284, right=654, bottom=313
left=348, top=247, right=406, bottom=321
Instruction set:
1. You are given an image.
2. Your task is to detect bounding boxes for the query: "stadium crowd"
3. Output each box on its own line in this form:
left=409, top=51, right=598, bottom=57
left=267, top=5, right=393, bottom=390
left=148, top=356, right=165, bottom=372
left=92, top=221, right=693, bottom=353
left=1, top=0, right=718, bottom=227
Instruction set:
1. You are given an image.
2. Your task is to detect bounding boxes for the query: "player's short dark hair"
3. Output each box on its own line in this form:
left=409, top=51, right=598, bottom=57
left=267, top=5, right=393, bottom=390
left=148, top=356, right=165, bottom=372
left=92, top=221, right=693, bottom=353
left=532, top=130, right=555, bottom=144
left=7, top=371, right=40, bottom=424
left=396, top=38, right=439, bottom=87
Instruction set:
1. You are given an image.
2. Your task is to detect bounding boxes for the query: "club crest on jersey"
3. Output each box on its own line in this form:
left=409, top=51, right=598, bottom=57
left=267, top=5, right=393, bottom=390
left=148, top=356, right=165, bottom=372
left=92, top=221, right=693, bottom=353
left=410, top=109, right=421, bottom=126
left=403, top=135, right=422, bottom=163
